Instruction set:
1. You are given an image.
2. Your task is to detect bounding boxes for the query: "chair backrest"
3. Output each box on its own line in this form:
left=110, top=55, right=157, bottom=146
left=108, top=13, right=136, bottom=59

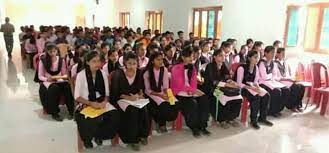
left=311, top=62, right=329, bottom=88
left=33, top=53, right=43, bottom=70
left=231, top=63, right=241, bottom=73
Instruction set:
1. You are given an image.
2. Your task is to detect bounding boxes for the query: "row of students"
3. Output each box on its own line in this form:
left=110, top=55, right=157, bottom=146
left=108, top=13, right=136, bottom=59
left=36, top=37, right=306, bottom=151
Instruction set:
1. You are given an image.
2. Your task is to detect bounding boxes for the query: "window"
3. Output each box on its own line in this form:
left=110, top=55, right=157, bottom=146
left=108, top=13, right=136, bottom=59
left=284, top=3, right=329, bottom=53
left=193, top=7, right=222, bottom=39
left=120, top=12, right=130, bottom=28
left=146, top=11, right=163, bottom=34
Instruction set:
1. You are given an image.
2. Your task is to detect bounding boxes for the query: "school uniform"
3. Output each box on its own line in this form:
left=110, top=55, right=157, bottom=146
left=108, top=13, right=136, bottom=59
left=74, top=69, right=120, bottom=147
left=24, top=39, right=37, bottom=68
left=200, top=52, right=212, bottom=65
left=203, top=62, right=242, bottom=122
left=70, top=61, right=84, bottom=78
left=235, top=64, right=270, bottom=123
left=163, top=56, right=176, bottom=71
left=258, top=58, right=290, bottom=116
left=36, top=38, right=46, bottom=53
left=110, top=69, right=151, bottom=144
left=273, top=59, right=305, bottom=109
left=102, top=60, right=121, bottom=76
left=233, top=53, right=247, bottom=64
left=224, top=53, right=235, bottom=70
left=138, top=57, right=149, bottom=69
left=170, top=63, right=210, bottom=132
left=38, top=55, right=74, bottom=115
left=144, top=67, right=178, bottom=127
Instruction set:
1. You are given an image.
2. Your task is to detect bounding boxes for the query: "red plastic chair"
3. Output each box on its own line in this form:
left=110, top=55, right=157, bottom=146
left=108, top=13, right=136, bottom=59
left=295, top=62, right=313, bottom=109
left=310, top=62, right=329, bottom=108
left=240, top=97, right=250, bottom=125
left=172, top=112, right=183, bottom=131
left=311, top=62, right=329, bottom=115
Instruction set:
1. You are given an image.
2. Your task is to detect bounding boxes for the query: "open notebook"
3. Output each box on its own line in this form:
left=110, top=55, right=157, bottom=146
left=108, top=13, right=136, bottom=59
left=80, top=103, right=116, bottom=119
left=118, top=99, right=150, bottom=109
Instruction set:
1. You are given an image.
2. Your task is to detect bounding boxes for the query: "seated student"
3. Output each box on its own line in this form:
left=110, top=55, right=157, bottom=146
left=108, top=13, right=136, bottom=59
left=258, top=46, right=290, bottom=117
left=175, top=39, right=183, bottom=55
left=163, top=43, right=177, bottom=70
left=99, top=43, right=110, bottom=65
left=38, top=43, right=74, bottom=121
left=170, top=46, right=211, bottom=137
left=273, top=48, right=305, bottom=112
left=119, top=43, right=133, bottom=67
left=233, top=45, right=248, bottom=64
left=74, top=51, right=120, bottom=148
left=246, top=38, right=254, bottom=52
left=204, top=49, right=243, bottom=129
left=24, top=32, right=37, bottom=68
left=135, top=43, right=149, bottom=69
left=199, top=41, right=212, bottom=65
left=252, top=41, right=264, bottom=58
left=102, top=49, right=120, bottom=76
left=235, top=50, right=273, bottom=129
left=143, top=52, right=178, bottom=133
left=222, top=41, right=235, bottom=71
left=146, top=43, right=160, bottom=58
left=66, top=42, right=87, bottom=69
left=70, top=48, right=87, bottom=79
left=110, top=52, right=151, bottom=151
left=112, top=39, right=123, bottom=56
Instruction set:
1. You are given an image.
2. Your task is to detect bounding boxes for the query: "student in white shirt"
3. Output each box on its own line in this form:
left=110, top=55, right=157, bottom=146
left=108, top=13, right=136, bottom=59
left=74, top=51, right=120, bottom=148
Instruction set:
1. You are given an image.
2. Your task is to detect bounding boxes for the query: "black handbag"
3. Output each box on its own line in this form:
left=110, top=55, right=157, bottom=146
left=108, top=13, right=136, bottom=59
left=219, top=87, right=241, bottom=96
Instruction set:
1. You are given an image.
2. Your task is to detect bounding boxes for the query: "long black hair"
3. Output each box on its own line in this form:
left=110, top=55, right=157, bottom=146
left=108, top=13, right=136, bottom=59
left=84, top=51, right=105, bottom=101
left=145, top=51, right=164, bottom=92
left=246, top=50, right=258, bottom=67
left=43, top=43, right=59, bottom=74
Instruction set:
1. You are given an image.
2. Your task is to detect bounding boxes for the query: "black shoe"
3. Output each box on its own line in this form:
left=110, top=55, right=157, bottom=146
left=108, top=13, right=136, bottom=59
left=251, top=122, right=260, bottom=130
left=258, top=119, right=273, bottom=127
left=51, top=114, right=63, bottom=122
left=271, top=113, right=281, bottom=118
left=200, top=128, right=211, bottom=136
left=84, top=141, right=93, bottom=149
left=94, top=138, right=103, bottom=146
left=192, top=129, right=201, bottom=138
left=140, top=138, right=148, bottom=145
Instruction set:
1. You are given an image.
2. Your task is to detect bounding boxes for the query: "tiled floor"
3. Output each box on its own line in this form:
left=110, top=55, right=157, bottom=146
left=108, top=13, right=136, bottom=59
left=0, top=44, right=329, bottom=153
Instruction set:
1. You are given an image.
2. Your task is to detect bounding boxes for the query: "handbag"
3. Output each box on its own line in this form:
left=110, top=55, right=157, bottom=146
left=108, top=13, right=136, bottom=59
left=219, top=87, right=241, bottom=96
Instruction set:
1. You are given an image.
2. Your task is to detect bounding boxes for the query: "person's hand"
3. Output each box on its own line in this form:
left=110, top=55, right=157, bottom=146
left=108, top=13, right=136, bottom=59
left=161, top=94, right=169, bottom=100
left=128, top=94, right=139, bottom=101
left=47, top=77, right=55, bottom=82
left=90, top=102, right=103, bottom=109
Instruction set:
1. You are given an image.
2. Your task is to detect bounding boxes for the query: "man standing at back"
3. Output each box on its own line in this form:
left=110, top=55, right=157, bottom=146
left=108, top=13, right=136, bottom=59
left=0, top=17, right=15, bottom=58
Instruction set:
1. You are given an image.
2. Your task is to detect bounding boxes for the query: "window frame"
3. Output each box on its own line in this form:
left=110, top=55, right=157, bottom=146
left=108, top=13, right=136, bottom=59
left=192, top=6, right=222, bottom=39
left=284, top=3, right=329, bottom=54
left=120, top=12, right=130, bottom=28
left=146, top=11, right=163, bottom=34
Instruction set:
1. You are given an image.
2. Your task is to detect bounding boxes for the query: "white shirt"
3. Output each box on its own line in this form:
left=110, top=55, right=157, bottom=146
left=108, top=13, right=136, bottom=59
left=74, top=69, right=109, bottom=100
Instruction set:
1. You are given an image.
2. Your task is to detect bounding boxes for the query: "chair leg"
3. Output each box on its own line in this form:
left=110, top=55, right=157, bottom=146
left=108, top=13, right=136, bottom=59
left=320, top=93, right=329, bottom=116
left=240, top=98, right=249, bottom=125
left=77, top=128, right=84, bottom=153
left=174, top=112, right=183, bottom=131
left=111, top=134, right=119, bottom=146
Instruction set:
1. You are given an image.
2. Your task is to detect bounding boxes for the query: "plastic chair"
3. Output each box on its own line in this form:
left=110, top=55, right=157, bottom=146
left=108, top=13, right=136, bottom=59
left=295, top=62, right=313, bottom=109
left=310, top=62, right=329, bottom=108
left=172, top=112, right=183, bottom=131
left=240, top=97, right=249, bottom=125
left=311, top=62, right=329, bottom=116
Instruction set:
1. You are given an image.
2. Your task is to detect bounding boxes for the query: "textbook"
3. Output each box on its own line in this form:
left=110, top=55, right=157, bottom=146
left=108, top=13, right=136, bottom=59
left=118, top=99, right=150, bottom=109
left=80, top=103, right=116, bottom=118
